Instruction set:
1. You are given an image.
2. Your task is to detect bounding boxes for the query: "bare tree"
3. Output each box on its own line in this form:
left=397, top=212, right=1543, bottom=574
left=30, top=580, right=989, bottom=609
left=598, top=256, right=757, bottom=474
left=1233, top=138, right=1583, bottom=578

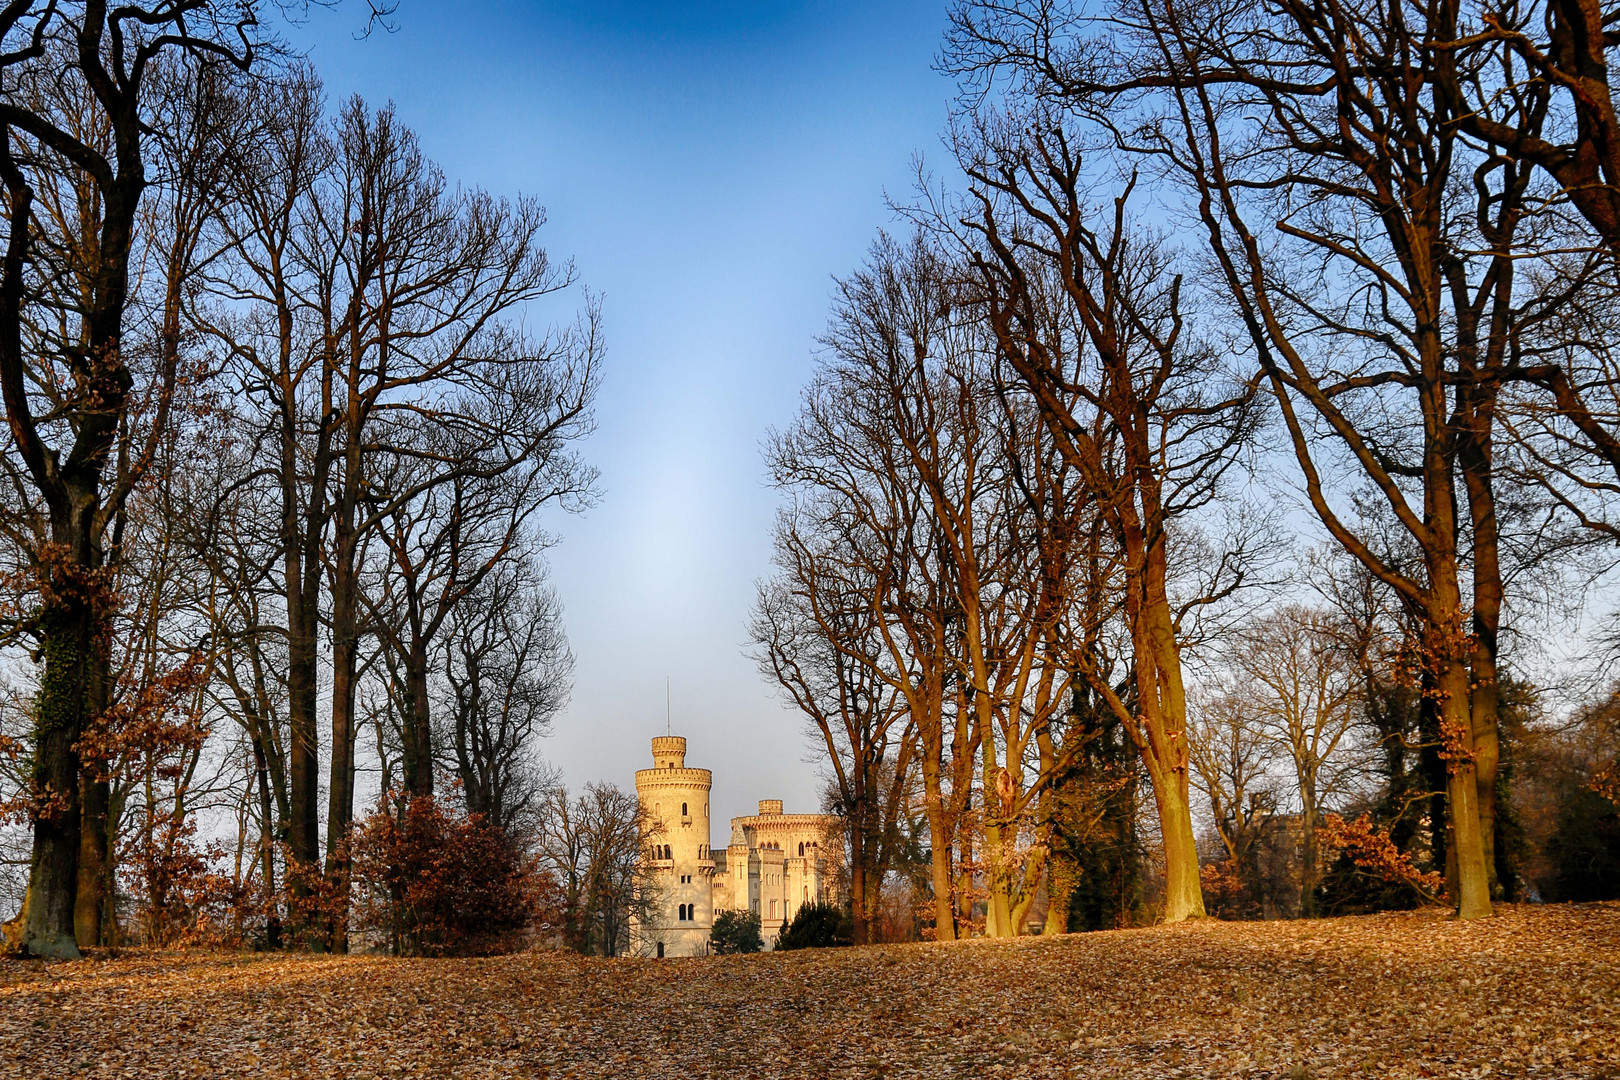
left=1231, top=607, right=1365, bottom=916
left=765, top=238, right=979, bottom=939
left=941, top=0, right=1603, bottom=916
left=440, top=558, right=571, bottom=835
left=202, top=81, right=598, bottom=945
left=1188, top=684, right=1281, bottom=915
left=533, top=781, right=660, bottom=957
left=927, top=85, right=1262, bottom=919
left=364, top=413, right=589, bottom=803
left=1432, top=0, right=1620, bottom=255
left=0, top=3, right=260, bottom=956
left=753, top=523, right=914, bottom=945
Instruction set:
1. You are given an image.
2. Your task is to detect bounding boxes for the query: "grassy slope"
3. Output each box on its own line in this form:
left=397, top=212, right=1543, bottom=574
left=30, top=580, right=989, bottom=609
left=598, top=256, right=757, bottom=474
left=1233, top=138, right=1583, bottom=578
left=1, top=903, right=1615, bottom=1079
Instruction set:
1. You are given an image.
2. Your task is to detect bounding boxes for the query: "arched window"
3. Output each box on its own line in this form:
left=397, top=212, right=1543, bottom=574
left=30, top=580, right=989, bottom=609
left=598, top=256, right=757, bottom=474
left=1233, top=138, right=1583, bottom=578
left=666, top=845, right=672, bottom=859
left=678, top=904, right=686, bottom=921
left=682, top=802, right=688, bottom=816
left=798, top=842, right=804, bottom=856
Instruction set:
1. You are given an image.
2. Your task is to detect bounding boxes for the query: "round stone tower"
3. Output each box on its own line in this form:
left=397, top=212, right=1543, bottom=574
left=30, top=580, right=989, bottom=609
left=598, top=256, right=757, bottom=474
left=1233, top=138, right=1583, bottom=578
left=632, top=735, right=715, bottom=957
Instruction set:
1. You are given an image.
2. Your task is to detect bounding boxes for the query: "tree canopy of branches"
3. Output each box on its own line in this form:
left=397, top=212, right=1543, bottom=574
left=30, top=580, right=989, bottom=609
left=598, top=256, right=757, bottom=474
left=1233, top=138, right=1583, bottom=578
left=0, top=13, right=596, bottom=957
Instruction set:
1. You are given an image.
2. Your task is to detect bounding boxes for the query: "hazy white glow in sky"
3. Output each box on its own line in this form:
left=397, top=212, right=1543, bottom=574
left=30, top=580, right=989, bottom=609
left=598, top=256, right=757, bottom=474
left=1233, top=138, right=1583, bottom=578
left=289, top=2, right=958, bottom=830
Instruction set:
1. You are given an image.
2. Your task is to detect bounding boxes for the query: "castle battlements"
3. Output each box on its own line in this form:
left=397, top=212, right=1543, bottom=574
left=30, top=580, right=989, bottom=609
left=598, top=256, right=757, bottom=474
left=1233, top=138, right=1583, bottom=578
left=630, top=734, right=843, bottom=958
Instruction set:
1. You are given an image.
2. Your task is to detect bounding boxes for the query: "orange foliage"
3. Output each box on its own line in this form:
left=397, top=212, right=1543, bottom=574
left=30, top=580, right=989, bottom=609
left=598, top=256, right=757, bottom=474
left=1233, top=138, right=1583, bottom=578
left=350, top=795, right=536, bottom=956
left=1199, top=859, right=1259, bottom=920
left=1317, top=813, right=1444, bottom=903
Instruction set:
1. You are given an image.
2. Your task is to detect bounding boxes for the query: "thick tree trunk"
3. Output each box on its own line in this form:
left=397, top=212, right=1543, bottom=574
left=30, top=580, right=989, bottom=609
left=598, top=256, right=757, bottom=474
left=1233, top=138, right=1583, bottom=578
left=75, top=769, right=109, bottom=947
left=1299, top=797, right=1318, bottom=919
left=23, top=588, right=98, bottom=959
left=849, top=792, right=868, bottom=947
left=251, top=730, right=282, bottom=949
left=1042, top=854, right=1073, bottom=935
left=1437, top=661, right=1492, bottom=919
left=284, top=596, right=321, bottom=871
left=980, top=748, right=1015, bottom=937
left=282, top=442, right=323, bottom=895
left=75, top=642, right=114, bottom=948
left=1154, top=768, right=1204, bottom=923
left=1134, top=553, right=1206, bottom=924
left=848, top=762, right=872, bottom=946
left=401, top=639, right=434, bottom=798
left=1463, top=469, right=1503, bottom=898
left=920, top=749, right=957, bottom=942
left=326, top=542, right=360, bottom=952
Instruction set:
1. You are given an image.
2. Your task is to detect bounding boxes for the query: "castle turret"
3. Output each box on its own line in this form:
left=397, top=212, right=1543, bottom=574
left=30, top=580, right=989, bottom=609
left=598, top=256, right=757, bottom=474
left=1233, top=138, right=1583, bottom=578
left=632, top=735, right=714, bottom=957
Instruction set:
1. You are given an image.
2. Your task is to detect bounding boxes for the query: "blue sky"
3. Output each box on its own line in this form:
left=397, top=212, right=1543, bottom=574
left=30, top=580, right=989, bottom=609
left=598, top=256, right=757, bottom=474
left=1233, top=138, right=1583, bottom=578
left=287, top=2, right=959, bottom=829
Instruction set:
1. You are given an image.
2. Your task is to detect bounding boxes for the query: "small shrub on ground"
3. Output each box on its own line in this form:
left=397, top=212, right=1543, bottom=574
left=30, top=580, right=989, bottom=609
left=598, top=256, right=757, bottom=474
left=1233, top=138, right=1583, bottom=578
left=775, top=901, right=853, bottom=950
left=351, top=795, right=535, bottom=956
left=709, top=908, right=763, bottom=953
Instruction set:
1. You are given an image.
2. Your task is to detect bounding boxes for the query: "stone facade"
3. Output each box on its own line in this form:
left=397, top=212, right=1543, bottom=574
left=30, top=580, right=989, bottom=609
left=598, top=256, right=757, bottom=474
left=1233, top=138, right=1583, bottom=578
left=631, top=735, right=839, bottom=957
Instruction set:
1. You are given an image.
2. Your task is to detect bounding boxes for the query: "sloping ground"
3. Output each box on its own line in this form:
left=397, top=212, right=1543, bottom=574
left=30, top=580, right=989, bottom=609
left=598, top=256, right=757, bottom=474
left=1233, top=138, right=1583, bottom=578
left=0, top=904, right=1614, bottom=1079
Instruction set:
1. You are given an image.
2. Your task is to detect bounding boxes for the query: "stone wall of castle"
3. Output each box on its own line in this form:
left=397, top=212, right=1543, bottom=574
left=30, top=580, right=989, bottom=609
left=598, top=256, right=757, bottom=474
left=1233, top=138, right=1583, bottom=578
left=631, top=736, right=840, bottom=957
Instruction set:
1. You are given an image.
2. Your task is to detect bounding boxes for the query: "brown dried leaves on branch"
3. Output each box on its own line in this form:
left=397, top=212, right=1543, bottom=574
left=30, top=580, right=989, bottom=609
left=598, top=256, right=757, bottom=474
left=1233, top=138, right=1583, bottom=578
left=1, top=904, right=1615, bottom=1079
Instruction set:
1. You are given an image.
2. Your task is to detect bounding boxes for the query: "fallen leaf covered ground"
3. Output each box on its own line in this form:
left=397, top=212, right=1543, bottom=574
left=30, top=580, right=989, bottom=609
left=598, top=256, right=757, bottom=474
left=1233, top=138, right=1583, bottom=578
left=1, top=903, right=1615, bottom=1079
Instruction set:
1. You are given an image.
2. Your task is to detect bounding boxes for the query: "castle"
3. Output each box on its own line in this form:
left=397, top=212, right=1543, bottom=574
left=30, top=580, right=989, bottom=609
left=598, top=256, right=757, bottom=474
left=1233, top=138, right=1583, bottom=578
left=631, top=735, right=841, bottom=957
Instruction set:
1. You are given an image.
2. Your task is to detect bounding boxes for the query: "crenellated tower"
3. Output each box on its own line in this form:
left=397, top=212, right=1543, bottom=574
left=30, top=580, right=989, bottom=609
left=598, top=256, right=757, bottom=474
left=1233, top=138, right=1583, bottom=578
left=631, top=735, right=714, bottom=957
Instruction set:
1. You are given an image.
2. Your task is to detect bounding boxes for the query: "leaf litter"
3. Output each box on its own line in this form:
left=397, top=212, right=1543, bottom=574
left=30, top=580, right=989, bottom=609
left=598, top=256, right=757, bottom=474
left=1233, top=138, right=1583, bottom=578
left=1, top=903, right=1614, bottom=1079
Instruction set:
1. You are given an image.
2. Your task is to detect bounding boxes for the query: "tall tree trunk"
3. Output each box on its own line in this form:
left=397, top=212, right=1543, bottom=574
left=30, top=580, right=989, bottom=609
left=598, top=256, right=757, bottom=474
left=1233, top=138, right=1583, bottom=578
left=849, top=778, right=868, bottom=947
left=1042, top=854, right=1074, bottom=936
left=1438, top=660, right=1492, bottom=919
left=919, top=741, right=957, bottom=942
left=1460, top=397, right=1503, bottom=898
left=1132, top=547, right=1206, bottom=923
left=74, top=768, right=109, bottom=948
left=281, top=404, right=324, bottom=890
left=326, top=532, right=360, bottom=952
left=251, top=726, right=282, bottom=949
left=24, top=581, right=98, bottom=959
left=1299, top=792, right=1318, bottom=919
left=74, top=590, right=116, bottom=947
left=401, top=637, right=434, bottom=799
left=1152, top=768, right=1203, bottom=923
